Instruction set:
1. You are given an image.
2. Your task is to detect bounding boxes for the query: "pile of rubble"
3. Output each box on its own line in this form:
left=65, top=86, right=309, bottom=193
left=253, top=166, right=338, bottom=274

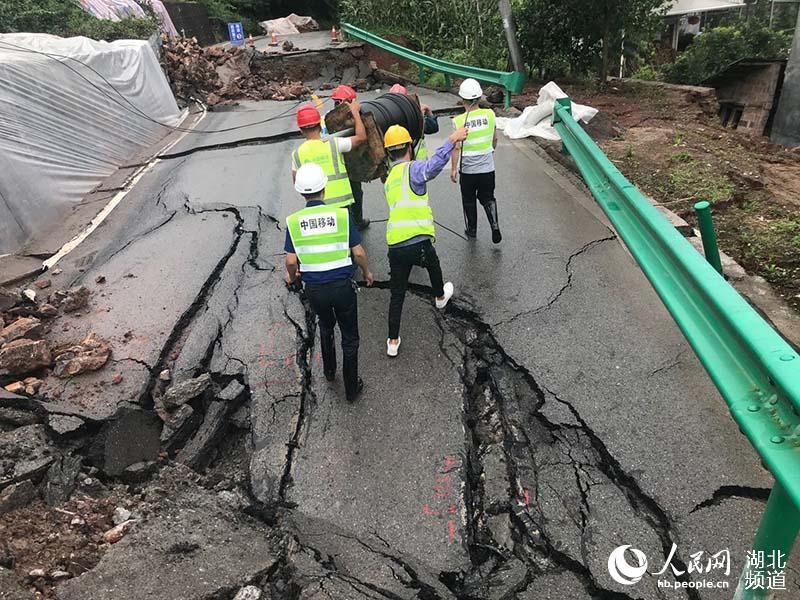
left=1, top=285, right=112, bottom=394
left=0, top=273, right=254, bottom=597
left=160, top=36, right=311, bottom=106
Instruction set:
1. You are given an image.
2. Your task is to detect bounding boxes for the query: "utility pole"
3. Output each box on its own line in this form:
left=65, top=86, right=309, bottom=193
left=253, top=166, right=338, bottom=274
left=770, top=4, right=800, bottom=146
left=498, top=0, right=525, bottom=73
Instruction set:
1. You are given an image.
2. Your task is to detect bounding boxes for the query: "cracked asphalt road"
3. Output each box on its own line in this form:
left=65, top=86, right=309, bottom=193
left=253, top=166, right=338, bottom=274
left=49, top=87, right=798, bottom=598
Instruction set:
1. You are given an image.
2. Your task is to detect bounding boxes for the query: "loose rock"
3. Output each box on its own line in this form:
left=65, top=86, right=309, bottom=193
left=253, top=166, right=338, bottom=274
left=44, top=455, right=82, bottom=506
left=111, top=373, right=123, bottom=385
left=53, top=333, right=111, bottom=378
left=39, top=303, right=59, bottom=318
left=0, top=480, right=37, bottom=513
left=103, top=519, right=135, bottom=544
left=33, top=279, right=51, bottom=290
left=163, top=373, right=211, bottom=408
left=176, top=400, right=227, bottom=470
left=217, top=379, right=245, bottom=402
left=0, top=425, right=54, bottom=485
left=27, top=568, right=46, bottom=579
left=51, top=570, right=71, bottom=580
left=3, top=381, right=25, bottom=395
left=161, top=404, right=200, bottom=451
left=158, top=369, right=171, bottom=381
left=112, top=507, right=132, bottom=526
left=48, top=414, right=85, bottom=436
left=234, top=586, right=263, bottom=600
left=0, top=339, right=52, bottom=375
left=94, top=276, right=106, bottom=285
left=0, top=289, right=19, bottom=312
left=22, top=289, right=36, bottom=302
left=0, top=316, right=43, bottom=345
left=60, top=286, right=91, bottom=313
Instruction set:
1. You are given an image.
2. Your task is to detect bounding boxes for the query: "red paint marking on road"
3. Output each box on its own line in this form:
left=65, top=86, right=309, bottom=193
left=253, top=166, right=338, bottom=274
left=523, top=488, right=530, bottom=507
left=422, top=504, right=440, bottom=517
left=447, top=520, right=456, bottom=543
left=447, top=504, right=458, bottom=515
left=444, top=455, right=458, bottom=469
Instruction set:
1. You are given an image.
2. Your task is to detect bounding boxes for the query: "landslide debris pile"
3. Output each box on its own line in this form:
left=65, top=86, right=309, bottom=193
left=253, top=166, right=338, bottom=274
left=160, top=36, right=311, bottom=106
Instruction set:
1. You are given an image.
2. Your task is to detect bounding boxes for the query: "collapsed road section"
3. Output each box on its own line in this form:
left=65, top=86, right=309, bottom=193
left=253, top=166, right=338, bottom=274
left=0, top=43, right=792, bottom=600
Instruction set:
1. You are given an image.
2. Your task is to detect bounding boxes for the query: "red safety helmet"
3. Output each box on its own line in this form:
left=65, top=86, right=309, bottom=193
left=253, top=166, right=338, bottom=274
left=296, top=104, right=321, bottom=128
left=389, top=83, right=408, bottom=95
left=331, top=85, right=357, bottom=101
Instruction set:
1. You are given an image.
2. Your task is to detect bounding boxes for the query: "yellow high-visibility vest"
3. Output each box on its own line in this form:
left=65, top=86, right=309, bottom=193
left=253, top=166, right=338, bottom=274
left=384, top=161, right=435, bottom=245
left=292, top=139, right=354, bottom=206
left=453, top=108, right=496, bottom=157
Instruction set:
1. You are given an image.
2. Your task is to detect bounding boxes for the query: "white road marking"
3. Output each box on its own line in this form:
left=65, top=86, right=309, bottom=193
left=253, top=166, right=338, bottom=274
left=42, top=105, right=207, bottom=271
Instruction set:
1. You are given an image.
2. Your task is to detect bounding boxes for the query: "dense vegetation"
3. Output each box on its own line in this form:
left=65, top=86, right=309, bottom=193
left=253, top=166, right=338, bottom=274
left=0, top=0, right=158, bottom=41
left=663, top=21, right=792, bottom=84
left=339, top=0, right=796, bottom=85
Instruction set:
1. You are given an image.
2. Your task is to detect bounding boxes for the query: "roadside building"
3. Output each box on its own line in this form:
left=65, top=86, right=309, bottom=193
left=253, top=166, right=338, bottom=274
left=702, top=58, right=787, bottom=136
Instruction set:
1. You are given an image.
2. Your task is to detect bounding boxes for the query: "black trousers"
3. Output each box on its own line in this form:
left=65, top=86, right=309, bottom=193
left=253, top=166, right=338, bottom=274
left=349, top=179, right=365, bottom=224
left=304, top=279, right=360, bottom=398
left=388, top=239, right=444, bottom=339
left=459, top=171, right=499, bottom=233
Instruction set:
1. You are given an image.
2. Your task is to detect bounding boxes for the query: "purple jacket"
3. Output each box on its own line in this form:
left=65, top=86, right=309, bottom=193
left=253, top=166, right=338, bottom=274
left=408, top=140, right=455, bottom=195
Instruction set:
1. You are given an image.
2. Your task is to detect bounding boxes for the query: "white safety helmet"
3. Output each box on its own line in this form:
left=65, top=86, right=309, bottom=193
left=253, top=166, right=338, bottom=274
left=458, top=78, right=483, bottom=100
left=295, top=163, right=328, bottom=195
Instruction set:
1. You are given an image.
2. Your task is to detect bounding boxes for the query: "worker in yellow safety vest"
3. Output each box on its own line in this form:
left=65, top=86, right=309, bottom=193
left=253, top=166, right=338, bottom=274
left=285, top=163, right=374, bottom=402
left=382, top=123, right=468, bottom=358
left=292, top=101, right=367, bottom=214
left=388, top=83, right=439, bottom=160
left=450, top=78, right=502, bottom=244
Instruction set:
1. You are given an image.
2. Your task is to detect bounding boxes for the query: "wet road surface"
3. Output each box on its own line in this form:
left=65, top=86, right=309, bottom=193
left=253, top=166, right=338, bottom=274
left=47, top=87, right=796, bottom=599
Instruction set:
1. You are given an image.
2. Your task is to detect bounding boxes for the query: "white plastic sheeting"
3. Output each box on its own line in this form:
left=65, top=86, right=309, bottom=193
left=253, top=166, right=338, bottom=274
left=665, top=0, right=744, bottom=17
left=259, top=14, right=320, bottom=36
left=0, top=33, right=181, bottom=254
left=496, top=82, right=598, bottom=142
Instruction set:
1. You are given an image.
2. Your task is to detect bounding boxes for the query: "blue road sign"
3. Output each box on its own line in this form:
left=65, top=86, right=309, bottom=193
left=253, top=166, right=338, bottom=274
left=227, top=22, right=244, bottom=45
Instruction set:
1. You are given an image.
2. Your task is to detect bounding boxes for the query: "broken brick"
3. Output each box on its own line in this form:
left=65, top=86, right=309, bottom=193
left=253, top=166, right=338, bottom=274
left=0, top=339, right=52, bottom=375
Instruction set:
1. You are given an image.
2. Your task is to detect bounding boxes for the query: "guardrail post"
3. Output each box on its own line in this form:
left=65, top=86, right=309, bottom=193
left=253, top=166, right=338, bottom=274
left=733, top=482, right=800, bottom=600
left=444, top=73, right=452, bottom=89
left=553, top=98, right=572, bottom=156
left=694, top=200, right=723, bottom=275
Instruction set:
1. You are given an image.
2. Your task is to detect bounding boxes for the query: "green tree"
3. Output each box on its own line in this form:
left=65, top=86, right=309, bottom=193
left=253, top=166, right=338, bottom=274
left=663, top=21, right=792, bottom=84
left=514, top=0, right=663, bottom=81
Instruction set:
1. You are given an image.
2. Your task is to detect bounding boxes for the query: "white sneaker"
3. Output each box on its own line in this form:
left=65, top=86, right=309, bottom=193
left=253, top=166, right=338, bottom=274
left=387, top=338, right=401, bottom=357
left=435, top=282, right=454, bottom=309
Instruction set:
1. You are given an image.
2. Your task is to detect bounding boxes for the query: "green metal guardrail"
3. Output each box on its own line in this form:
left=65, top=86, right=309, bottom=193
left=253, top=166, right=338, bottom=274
left=340, top=23, right=526, bottom=108
left=552, top=97, right=800, bottom=599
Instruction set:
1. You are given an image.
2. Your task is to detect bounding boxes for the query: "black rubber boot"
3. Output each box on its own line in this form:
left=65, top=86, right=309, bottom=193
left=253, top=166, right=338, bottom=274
left=484, top=201, right=502, bottom=244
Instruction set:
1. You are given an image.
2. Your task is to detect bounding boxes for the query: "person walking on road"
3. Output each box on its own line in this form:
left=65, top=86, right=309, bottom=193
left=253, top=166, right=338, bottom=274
left=450, top=78, right=502, bottom=244
left=329, top=85, right=370, bottom=230
left=382, top=124, right=469, bottom=357
left=388, top=83, right=439, bottom=159
left=292, top=101, right=366, bottom=211
left=285, top=163, right=374, bottom=402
